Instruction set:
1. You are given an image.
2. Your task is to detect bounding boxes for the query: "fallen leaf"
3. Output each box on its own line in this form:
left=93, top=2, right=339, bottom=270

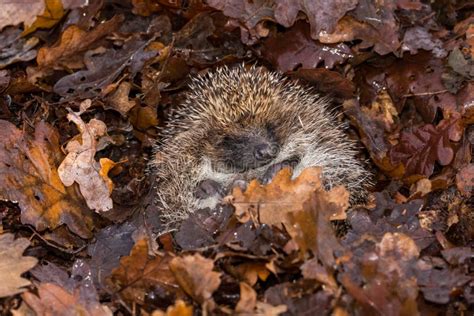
left=261, top=21, right=352, bottom=72
left=0, top=120, right=93, bottom=238
left=231, top=167, right=348, bottom=227
left=36, top=15, right=123, bottom=69
left=106, top=81, right=136, bottom=115
left=235, top=282, right=257, bottom=313
left=341, top=233, right=420, bottom=315
left=23, top=0, right=65, bottom=36
left=389, top=113, right=463, bottom=180
left=108, top=239, right=179, bottom=305
left=402, top=26, right=447, bottom=58
left=456, top=163, right=473, bottom=196
left=22, top=283, right=112, bottom=316
left=58, top=103, right=114, bottom=212
left=230, top=167, right=348, bottom=266
left=0, top=233, right=37, bottom=298
left=53, top=36, right=157, bottom=98
left=0, top=0, right=45, bottom=31
left=0, top=27, right=38, bottom=69
left=169, top=253, right=221, bottom=305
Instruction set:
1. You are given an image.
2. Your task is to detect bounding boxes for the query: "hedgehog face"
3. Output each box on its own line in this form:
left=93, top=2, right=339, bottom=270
left=205, top=124, right=280, bottom=173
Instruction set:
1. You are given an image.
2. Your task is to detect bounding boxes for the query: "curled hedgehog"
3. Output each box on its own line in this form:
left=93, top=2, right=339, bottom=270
left=151, top=65, right=370, bottom=227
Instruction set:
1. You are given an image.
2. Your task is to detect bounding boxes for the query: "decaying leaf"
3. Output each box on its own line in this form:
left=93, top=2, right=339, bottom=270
left=0, top=120, right=94, bottom=238
left=106, top=81, right=136, bottom=115
left=261, top=21, right=353, bottom=72
left=230, top=167, right=348, bottom=266
left=341, top=233, right=421, bottom=315
left=22, top=283, right=112, bottom=316
left=456, top=164, right=473, bottom=196
left=0, top=0, right=45, bottom=31
left=0, top=233, right=37, bottom=298
left=58, top=102, right=114, bottom=212
left=389, top=113, right=463, bottom=180
left=0, top=27, right=38, bottom=69
left=169, top=253, right=221, bottom=305
left=53, top=35, right=157, bottom=98
left=36, top=15, right=123, bottom=69
left=230, top=167, right=349, bottom=226
left=235, top=282, right=257, bottom=313
left=108, top=239, right=179, bottom=305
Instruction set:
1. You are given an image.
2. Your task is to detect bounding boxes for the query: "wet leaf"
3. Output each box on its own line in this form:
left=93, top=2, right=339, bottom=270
left=0, top=233, right=37, bottom=298
left=389, top=113, right=463, bottom=179
left=108, top=239, right=179, bottom=305
left=0, top=120, right=93, bottom=238
left=261, top=21, right=352, bottom=72
left=53, top=36, right=157, bottom=98
left=36, top=15, right=123, bottom=69
left=22, top=283, right=112, bottom=316
left=0, top=28, right=38, bottom=69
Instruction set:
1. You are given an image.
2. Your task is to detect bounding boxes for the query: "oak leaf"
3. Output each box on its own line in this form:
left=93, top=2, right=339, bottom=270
left=22, top=283, right=112, bottom=316
left=58, top=104, right=114, bottom=213
left=169, top=253, right=221, bottom=305
left=230, top=167, right=348, bottom=266
left=0, top=120, right=93, bottom=238
left=389, top=113, right=463, bottom=180
left=0, top=233, right=37, bottom=298
left=108, top=239, right=179, bottom=305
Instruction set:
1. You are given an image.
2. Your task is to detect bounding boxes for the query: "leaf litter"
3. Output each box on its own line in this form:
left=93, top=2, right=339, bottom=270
left=0, top=0, right=472, bottom=315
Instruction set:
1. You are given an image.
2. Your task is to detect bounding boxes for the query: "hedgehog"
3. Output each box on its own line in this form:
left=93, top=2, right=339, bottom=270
left=151, top=65, right=370, bottom=228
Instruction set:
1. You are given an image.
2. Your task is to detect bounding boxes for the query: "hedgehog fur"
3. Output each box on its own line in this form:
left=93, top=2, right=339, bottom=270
left=151, top=65, right=370, bottom=228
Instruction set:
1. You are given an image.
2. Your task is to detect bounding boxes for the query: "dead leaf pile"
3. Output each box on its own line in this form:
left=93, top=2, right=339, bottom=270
left=0, top=0, right=472, bottom=315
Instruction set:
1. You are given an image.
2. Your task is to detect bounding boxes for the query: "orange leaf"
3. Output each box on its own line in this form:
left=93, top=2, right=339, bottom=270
left=0, top=120, right=93, bottom=238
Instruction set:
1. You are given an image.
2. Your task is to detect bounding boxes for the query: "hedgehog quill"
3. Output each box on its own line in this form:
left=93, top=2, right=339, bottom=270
left=151, top=65, right=370, bottom=227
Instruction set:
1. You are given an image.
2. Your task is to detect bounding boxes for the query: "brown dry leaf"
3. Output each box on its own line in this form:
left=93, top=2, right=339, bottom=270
left=169, top=253, right=221, bottom=305
left=261, top=21, right=353, bottom=72
left=132, top=0, right=162, bottom=16
left=36, top=15, right=123, bottom=69
left=235, top=282, right=257, bottom=313
left=0, top=0, right=45, bottom=31
left=255, top=302, right=288, bottom=316
left=300, top=258, right=338, bottom=293
left=344, top=232, right=420, bottom=315
left=106, top=81, right=136, bottom=116
left=22, top=283, right=112, bottom=316
left=22, top=0, right=65, bottom=35
left=456, top=164, right=473, bottom=196
left=108, top=239, right=179, bottom=305
left=343, top=98, right=404, bottom=179
left=208, top=0, right=357, bottom=44
left=53, top=36, right=157, bottom=98
left=0, top=120, right=93, bottom=238
left=0, top=28, right=39, bottom=69
left=231, top=167, right=348, bottom=226
left=58, top=103, right=114, bottom=213
left=0, top=233, right=37, bottom=298
left=233, top=262, right=270, bottom=286
left=389, top=113, right=463, bottom=180
left=151, top=300, right=193, bottom=316
left=230, top=167, right=348, bottom=266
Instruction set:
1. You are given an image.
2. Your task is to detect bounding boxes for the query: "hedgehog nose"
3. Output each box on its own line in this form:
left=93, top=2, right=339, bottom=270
left=254, top=144, right=276, bottom=161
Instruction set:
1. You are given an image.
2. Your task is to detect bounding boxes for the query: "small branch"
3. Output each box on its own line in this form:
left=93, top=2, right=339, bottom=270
left=28, top=226, right=86, bottom=255
left=402, top=89, right=449, bottom=97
